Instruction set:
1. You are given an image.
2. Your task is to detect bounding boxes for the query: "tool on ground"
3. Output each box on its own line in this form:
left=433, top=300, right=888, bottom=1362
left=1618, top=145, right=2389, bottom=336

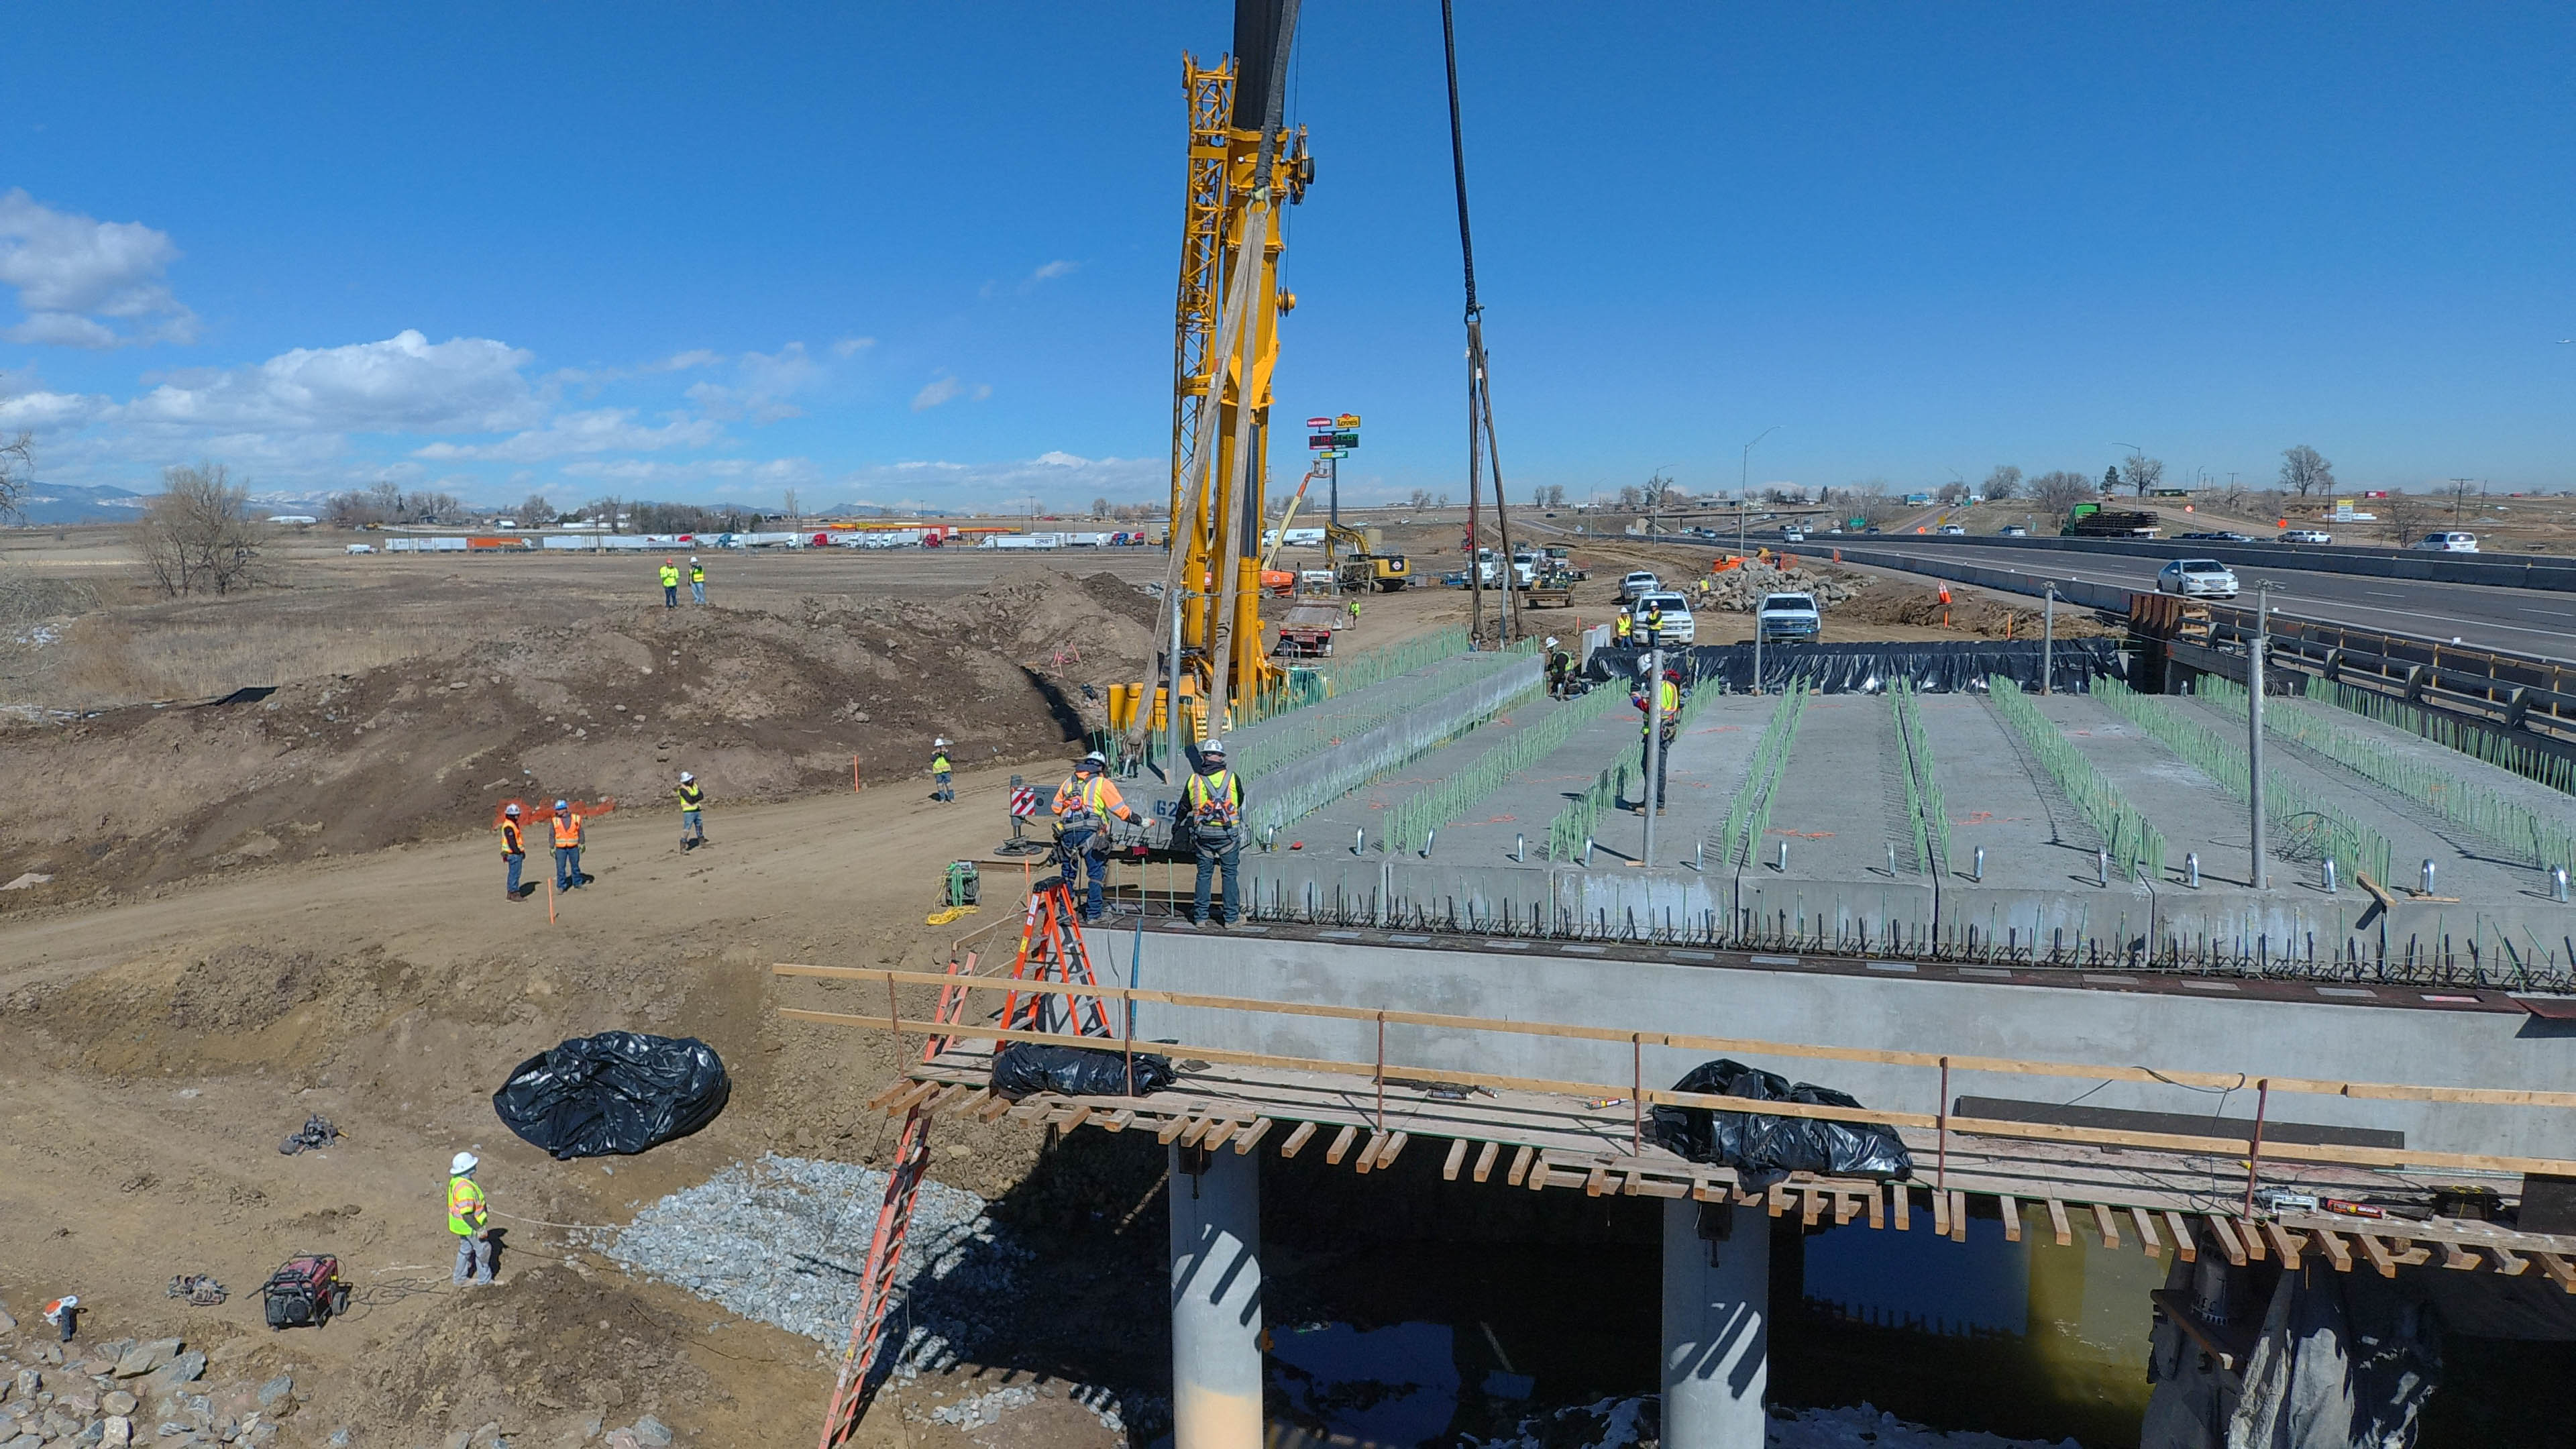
left=278, top=1113, right=341, bottom=1155
left=261, top=1254, right=351, bottom=1331
left=167, top=1273, right=228, bottom=1306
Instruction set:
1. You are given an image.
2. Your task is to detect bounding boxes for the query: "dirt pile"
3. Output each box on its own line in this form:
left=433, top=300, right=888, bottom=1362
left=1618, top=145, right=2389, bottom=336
left=0, top=568, right=1154, bottom=902
left=1833, top=578, right=2123, bottom=640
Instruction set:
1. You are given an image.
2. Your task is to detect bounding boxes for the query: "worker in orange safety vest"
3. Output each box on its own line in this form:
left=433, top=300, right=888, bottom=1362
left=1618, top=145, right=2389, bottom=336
left=1051, top=751, right=1136, bottom=923
left=550, top=800, right=586, bottom=892
left=500, top=802, right=529, bottom=900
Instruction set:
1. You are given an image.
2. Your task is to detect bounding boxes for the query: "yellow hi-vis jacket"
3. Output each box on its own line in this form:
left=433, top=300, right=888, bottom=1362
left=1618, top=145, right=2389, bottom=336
left=1635, top=678, right=1679, bottom=725
left=1613, top=614, right=1631, bottom=642
left=690, top=563, right=705, bottom=582
left=447, top=1174, right=488, bottom=1236
left=675, top=782, right=704, bottom=811
left=1185, top=768, right=1244, bottom=828
left=659, top=565, right=680, bottom=588
left=930, top=750, right=952, bottom=775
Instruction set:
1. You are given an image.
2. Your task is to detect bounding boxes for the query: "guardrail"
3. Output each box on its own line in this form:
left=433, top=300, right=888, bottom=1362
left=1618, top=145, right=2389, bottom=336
left=2132, top=593, right=2576, bottom=749
left=1803, top=529, right=2576, bottom=593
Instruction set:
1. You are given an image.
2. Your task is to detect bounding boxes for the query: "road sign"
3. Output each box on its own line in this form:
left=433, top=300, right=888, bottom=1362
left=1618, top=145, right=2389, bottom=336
left=1313, top=449, right=1344, bottom=459
left=1334, top=413, right=1361, bottom=428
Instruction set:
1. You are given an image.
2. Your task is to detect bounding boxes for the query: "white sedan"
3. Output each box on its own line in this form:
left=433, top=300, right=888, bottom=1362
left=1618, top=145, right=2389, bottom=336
left=2155, top=559, right=2239, bottom=598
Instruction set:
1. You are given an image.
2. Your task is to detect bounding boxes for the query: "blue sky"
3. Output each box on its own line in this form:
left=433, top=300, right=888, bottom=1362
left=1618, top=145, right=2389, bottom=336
left=3, top=2, right=2571, bottom=510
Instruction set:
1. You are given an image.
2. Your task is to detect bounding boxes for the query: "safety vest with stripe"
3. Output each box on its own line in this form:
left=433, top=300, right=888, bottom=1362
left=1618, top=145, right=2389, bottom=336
left=552, top=814, right=582, bottom=848
left=447, top=1175, right=486, bottom=1236
left=1614, top=614, right=1631, bottom=642
left=1053, top=773, right=1120, bottom=826
left=1638, top=679, right=1679, bottom=729
left=690, top=563, right=705, bottom=582
left=500, top=820, right=525, bottom=857
left=675, top=782, right=704, bottom=811
left=1185, top=768, right=1242, bottom=829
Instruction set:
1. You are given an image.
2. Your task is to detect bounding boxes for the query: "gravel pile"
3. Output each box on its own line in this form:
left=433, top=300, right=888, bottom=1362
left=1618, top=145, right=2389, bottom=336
left=1691, top=562, right=1867, bottom=612
left=590, top=1154, right=1032, bottom=1379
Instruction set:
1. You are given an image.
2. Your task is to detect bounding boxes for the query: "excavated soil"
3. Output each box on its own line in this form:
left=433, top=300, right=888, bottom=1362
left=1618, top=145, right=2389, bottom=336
left=0, top=566, right=1157, bottom=900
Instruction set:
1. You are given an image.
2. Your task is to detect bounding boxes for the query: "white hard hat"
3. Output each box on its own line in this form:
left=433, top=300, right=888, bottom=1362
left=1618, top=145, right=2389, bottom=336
left=504, top=803, right=521, bottom=816
left=690, top=555, right=699, bottom=562
left=934, top=737, right=949, bottom=747
left=451, top=1151, right=479, bottom=1175
left=1545, top=637, right=1560, bottom=648
left=1201, top=738, right=1226, bottom=755
left=679, top=771, right=694, bottom=783
left=1079, top=751, right=1106, bottom=766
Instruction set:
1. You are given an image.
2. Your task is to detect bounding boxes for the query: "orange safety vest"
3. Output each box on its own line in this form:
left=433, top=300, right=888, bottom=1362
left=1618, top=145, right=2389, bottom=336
left=551, top=814, right=582, bottom=848
left=500, top=820, right=525, bottom=856
left=1053, top=773, right=1124, bottom=824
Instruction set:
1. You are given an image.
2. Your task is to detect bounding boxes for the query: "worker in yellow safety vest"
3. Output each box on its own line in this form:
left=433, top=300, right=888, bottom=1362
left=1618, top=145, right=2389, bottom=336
left=1184, top=739, right=1248, bottom=927
left=550, top=800, right=586, bottom=891
left=1631, top=667, right=1682, bottom=814
left=1637, top=598, right=1666, bottom=646
left=659, top=558, right=681, bottom=608
left=1051, top=751, right=1136, bottom=923
left=675, top=771, right=707, bottom=849
left=929, top=739, right=955, bottom=802
left=499, top=802, right=528, bottom=900
left=688, top=555, right=707, bottom=606
left=447, top=1150, right=494, bottom=1287
left=1613, top=608, right=1632, bottom=645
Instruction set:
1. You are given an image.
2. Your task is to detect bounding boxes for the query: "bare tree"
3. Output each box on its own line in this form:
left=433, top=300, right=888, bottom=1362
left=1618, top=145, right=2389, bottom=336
left=1533, top=484, right=1566, bottom=508
left=1405, top=488, right=1433, bottom=511
left=518, top=493, right=556, bottom=527
left=1935, top=482, right=1969, bottom=505
left=2030, top=470, right=2096, bottom=515
left=2278, top=445, right=2334, bottom=498
left=1639, top=471, right=1675, bottom=511
left=0, top=431, right=34, bottom=521
left=1982, top=465, right=2022, bottom=501
left=1089, top=496, right=1111, bottom=518
left=1615, top=483, right=1644, bottom=511
left=135, top=463, right=272, bottom=596
left=782, top=488, right=801, bottom=527
left=2122, top=455, right=2165, bottom=498
left=2383, top=491, right=2435, bottom=547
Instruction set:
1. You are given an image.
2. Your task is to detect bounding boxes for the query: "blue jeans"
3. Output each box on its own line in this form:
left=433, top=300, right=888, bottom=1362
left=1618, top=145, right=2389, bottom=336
left=453, top=1233, right=492, bottom=1285
left=1061, top=826, right=1108, bottom=918
left=505, top=852, right=523, bottom=894
left=555, top=845, right=582, bottom=890
left=663, top=586, right=678, bottom=607
left=1193, top=833, right=1243, bottom=924
left=690, top=580, right=706, bottom=604
left=680, top=809, right=703, bottom=843
left=933, top=770, right=953, bottom=802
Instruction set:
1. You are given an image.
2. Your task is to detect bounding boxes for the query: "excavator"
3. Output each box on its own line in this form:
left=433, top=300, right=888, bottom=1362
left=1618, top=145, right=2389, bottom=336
left=1324, top=519, right=1409, bottom=593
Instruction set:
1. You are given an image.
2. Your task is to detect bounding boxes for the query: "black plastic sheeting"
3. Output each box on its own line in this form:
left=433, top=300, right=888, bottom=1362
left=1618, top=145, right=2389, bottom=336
left=491, top=1032, right=731, bottom=1159
left=1650, top=1058, right=1915, bottom=1183
left=1589, top=638, right=2125, bottom=694
left=989, top=1042, right=1177, bottom=1100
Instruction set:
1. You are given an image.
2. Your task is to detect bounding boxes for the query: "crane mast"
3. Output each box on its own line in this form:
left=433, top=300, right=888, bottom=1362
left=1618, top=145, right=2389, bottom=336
left=1141, top=0, right=1307, bottom=760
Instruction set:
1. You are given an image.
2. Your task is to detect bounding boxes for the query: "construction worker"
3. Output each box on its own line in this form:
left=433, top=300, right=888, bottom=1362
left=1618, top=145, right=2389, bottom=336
left=658, top=557, right=681, bottom=608
left=1632, top=666, right=1682, bottom=814
left=1637, top=598, right=1666, bottom=647
left=1544, top=637, right=1574, bottom=699
left=688, top=555, right=708, bottom=606
left=1185, top=739, right=1247, bottom=928
left=550, top=800, right=585, bottom=891
left=675, top=771, right=706, bottom=849
left=929, top=739, right=955, bottom=802
left=447, top=1151, right=494, bottom=1287
left=500, top=803, right=528, bottom=900
left=1346, top=597, right=1362, bottom=624
left=1613, top=607, right=1632, bottom=646
left=1051, top=751, right=1136, bottom=923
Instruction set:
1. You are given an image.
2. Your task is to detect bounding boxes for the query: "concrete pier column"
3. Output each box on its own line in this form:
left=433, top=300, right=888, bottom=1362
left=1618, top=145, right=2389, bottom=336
left=1169, top=1143, right=1264, bottom=1449
left=1662, top=1198, right=1769, bottom=1449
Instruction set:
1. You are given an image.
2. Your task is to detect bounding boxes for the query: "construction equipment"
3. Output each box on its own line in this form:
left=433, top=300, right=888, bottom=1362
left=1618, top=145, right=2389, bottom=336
left=1325, top=520, right=1409, bottom=592
left=1138, top=0, right=1313, bottom=750
left=2063, top=502, right=2162, bottom=539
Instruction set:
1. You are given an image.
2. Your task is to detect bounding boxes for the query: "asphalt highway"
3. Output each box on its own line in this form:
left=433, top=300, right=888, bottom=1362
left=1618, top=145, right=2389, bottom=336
left=1835, top=537, right=2576, bottom=661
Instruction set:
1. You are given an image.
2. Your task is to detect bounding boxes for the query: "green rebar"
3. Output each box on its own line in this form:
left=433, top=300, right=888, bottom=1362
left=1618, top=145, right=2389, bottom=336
left=2096, top=678, right=2390, bottom=885
left=1890, top=678, right=1950, bottom=875
left=1388, top=685, right=1623, bottom=853
left=1711, top=684, right=1810, bottom=868
left=1987, top=677, right=2168, bottom=881
left=2298, top=676, right=2576, bottom=798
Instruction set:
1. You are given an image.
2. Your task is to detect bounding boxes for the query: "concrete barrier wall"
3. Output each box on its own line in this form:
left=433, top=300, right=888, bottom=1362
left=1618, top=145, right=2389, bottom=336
left=1804, top=531, right=2576, bottom=593
left=1124, top=930, right=2576, bottom=1160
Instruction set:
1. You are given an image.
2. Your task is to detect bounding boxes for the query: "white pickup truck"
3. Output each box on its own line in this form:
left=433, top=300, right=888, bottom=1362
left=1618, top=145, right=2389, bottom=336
left=1756, top=592, right=1822, bottom=642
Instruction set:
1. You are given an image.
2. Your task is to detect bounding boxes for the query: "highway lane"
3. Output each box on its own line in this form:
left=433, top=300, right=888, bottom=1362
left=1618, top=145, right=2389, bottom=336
left=1835, top=537, right=2576, bottom=661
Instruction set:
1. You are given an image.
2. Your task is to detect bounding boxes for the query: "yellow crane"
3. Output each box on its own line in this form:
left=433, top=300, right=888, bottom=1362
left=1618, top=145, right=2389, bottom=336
left=1132, top=0, right=1310, bottom=758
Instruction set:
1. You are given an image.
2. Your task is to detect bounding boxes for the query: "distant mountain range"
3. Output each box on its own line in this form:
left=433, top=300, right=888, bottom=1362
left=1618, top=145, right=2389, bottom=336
left=4, top=481, right=150, bottom=525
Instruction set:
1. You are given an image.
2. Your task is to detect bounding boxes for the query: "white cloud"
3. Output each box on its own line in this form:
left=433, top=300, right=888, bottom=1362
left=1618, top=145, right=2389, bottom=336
left=831, top=336, right=875, bottom=359
left=912, top=375, right=965, bottom=411
left=0, top=189, right=199, bottom=348
left=1028, top=260, right=1079, bottom=284
left=648, top=349, right=724, bottom=372
left=123, top=329, right=541, bottom=435
left=559, top=455, right=819, bottom=490
left=413, top=407, right=718, bottom=462
left=0, top=386, right=109, bottom=430
left=832, top=450, right=1158, bottom=510
left=686, top=342, right=819, bottom=425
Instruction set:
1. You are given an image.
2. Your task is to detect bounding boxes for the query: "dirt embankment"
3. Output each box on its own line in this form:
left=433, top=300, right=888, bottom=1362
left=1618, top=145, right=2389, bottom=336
left=0, top=568, right=1156, bottom=902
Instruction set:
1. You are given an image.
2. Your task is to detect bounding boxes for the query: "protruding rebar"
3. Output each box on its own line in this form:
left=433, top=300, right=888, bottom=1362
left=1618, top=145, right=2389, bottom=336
left=2323, top=857, right=2338, bottom=895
